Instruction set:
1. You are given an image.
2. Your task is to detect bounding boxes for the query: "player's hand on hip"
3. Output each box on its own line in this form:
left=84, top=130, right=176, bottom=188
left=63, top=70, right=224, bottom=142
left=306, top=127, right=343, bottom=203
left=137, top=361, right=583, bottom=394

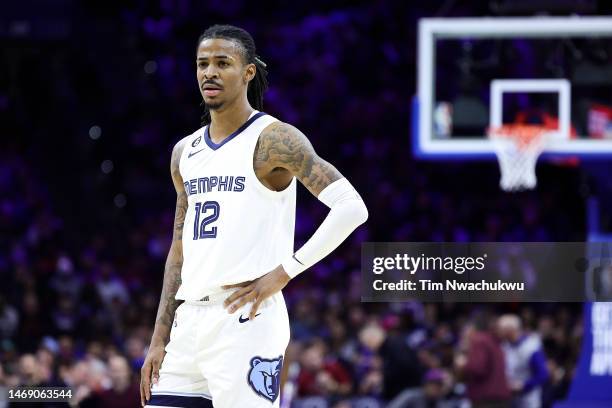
left=140, top=344, right=166, bottom=406
left=223, top=264, right=291, bottom=320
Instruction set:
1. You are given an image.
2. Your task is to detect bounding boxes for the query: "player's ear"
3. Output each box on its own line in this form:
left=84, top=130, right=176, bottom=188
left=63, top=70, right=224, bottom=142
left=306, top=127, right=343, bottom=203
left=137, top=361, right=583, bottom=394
left=244, top=63, right=256, bottom=84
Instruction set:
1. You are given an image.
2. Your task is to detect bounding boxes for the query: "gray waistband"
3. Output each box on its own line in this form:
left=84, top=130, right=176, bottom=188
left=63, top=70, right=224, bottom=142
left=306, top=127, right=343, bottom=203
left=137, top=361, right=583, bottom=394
left=182, top=289, right=233, bottom=306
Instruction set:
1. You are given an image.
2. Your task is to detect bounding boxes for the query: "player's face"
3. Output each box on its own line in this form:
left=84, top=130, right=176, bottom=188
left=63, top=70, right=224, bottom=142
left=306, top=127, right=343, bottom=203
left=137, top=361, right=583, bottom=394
left=196, top=38, right=255, bottom=110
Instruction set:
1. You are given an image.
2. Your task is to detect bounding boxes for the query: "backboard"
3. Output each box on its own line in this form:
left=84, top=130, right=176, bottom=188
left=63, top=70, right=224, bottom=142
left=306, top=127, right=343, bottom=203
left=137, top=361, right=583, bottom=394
left=414, top=17, right=612, bottom=159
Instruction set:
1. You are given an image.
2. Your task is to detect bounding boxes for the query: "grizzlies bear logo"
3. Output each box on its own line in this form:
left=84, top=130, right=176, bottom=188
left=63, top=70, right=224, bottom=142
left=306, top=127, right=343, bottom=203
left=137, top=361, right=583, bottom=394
left=247, top=356, right=283, bottom=402
left=192, top=135, right=201, bottom=147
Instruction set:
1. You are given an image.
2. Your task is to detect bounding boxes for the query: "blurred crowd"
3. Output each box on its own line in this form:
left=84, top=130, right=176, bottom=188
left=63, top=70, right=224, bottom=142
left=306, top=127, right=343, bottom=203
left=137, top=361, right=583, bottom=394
left=0, top=1, right=601, bottom=407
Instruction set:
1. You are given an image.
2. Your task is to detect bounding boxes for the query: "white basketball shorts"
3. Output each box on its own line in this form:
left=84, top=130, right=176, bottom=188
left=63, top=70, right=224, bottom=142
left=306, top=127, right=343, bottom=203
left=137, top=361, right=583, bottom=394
left=146, top=290, right=290, bottom=408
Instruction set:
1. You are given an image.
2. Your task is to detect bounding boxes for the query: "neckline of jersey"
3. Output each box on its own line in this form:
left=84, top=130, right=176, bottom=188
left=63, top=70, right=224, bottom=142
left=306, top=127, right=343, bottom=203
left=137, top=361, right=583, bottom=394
left=204, top=111, right=267, bottom=151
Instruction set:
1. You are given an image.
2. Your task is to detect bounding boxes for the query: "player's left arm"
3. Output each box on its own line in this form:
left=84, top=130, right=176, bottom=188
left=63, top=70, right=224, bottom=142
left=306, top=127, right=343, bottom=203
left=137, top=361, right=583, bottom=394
left=255, top=121, right=345, bottom=196
left=223, top=122, right=368, bottom=318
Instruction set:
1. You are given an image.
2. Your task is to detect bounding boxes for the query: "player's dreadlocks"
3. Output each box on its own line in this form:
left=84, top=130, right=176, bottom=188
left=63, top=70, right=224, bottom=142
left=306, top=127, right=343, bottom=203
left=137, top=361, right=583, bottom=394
left=197, top=25, right=269, bottom=126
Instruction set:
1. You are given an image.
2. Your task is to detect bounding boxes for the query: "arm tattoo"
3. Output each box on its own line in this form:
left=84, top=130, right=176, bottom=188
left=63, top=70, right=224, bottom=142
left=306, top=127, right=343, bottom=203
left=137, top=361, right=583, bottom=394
left=255, top=122, right=342, bottom=195
left=172, top=192, right=187, bottom=241
left=152, top=241, right=183, bottom=345
left=151, top=139, right=188, bottom=346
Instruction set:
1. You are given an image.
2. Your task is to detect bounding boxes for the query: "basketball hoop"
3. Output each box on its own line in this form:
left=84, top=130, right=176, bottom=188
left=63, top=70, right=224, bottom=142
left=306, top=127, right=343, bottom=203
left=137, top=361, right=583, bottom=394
left=488, top=125, right=551, bottom=192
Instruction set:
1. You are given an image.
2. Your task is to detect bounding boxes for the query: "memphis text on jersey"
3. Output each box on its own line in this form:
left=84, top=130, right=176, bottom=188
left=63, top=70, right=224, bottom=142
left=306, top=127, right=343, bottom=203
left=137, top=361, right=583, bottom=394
left=183, top=176, right=246, bottom=196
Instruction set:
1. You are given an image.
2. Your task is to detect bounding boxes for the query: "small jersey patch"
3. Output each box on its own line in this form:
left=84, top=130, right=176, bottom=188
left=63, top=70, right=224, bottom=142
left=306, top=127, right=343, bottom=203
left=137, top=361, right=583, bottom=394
left=192, top=135, right=202, bottom=147
left=247, top=355, right=283, bottom=402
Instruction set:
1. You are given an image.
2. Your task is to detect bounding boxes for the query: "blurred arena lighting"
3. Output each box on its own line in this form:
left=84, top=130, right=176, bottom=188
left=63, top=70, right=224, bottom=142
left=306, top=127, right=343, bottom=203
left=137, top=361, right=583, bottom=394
left=0, top=1, right=70, bottom=40
left=114, top=194, right=127, bottom=208
left=144, top=60, right=158, bottom=74
left=89, top=125, right=102, bottom=140
left=101, top=160, right=114, bottom=174
left=9, top=20, right=30, bottom=37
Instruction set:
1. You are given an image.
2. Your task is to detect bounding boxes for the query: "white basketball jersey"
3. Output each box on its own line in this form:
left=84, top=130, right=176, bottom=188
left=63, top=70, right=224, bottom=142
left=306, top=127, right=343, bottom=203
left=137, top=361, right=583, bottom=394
left=175, top=111, right=296, bottom=301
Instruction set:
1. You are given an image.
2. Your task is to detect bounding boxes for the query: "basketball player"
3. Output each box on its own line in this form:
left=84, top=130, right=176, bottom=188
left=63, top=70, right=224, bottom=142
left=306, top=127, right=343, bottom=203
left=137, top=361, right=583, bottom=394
left=140, top=25, right=368, bottom=407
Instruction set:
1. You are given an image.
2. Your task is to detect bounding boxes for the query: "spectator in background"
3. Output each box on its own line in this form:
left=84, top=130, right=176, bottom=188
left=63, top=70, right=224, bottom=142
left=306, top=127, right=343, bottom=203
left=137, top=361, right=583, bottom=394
left=62, top=360, right=93, bottom=405
left=83, top=355, right=140, bottom=408
left=0, top=295, right=18, bottom=341
left=296, top=338, right=353, bottom=401
left=35, top=345, right=66, bottom=388
left=387, top=368, right=464, bottom=408
left=62, top=358, right=110, bottom=407
left=51, top=295, right=80, bottom=336
left=95, top=263, right=129, bottom=307
left=17, top=291, right=48, bottom=352
left=498, top=314, right=548, bottom=408
left=125, top=335, right=147, bottom=373
left=0, top=363, right=7, bottom=407
left=355, top=322, right=385, bottom=398
left=379, top=324, right=423, bottom=401
left=49, top=255, right=82, bottom=300
left=455, top=316, right=511, bottom=408
left=542, top=358, right=571, bottom=406
left=18, top=354, right=42, bottom=386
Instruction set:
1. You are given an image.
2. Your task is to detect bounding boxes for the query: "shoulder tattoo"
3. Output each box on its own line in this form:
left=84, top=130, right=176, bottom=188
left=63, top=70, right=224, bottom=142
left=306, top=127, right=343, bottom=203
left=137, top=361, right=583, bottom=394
left=255, top=122, right=341, bottom=194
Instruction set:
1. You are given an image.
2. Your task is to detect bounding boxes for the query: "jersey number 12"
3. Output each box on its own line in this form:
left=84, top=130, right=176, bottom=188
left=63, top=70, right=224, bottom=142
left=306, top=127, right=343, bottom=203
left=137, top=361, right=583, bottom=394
left=193, top=201, right=220, bottom=239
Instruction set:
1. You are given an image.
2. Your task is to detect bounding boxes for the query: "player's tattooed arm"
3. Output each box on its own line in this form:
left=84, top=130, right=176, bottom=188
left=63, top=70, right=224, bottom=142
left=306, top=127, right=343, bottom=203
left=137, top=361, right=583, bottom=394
left=255, top=122, right=343, bottom=196
left=142, top=138, right=188, bottom=405
left=151, top=138, right=188, bottom=347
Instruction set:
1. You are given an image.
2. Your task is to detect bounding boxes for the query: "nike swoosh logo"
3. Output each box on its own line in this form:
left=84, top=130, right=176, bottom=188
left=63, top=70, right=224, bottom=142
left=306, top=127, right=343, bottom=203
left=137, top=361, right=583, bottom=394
left=239, top=314, right=261, bottom=323
left=188, top=149, right=205, bottom=158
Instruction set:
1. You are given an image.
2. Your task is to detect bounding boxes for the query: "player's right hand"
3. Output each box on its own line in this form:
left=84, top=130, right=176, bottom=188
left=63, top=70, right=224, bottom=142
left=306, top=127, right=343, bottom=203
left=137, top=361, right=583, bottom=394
left=140, top=344, right=166, bottom=406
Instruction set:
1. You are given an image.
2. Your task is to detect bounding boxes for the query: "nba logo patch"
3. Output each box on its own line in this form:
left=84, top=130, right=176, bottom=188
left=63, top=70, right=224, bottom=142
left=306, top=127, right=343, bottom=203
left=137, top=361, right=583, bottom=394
left=247, top=356, right=282, bottom=402
left=192, top=135, right=202, bottom=147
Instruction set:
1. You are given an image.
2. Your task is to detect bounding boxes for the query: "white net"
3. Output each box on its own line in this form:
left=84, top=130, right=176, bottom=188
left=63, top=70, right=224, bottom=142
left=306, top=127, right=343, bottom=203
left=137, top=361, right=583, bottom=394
left=488, top=125, right=550, bottom=192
